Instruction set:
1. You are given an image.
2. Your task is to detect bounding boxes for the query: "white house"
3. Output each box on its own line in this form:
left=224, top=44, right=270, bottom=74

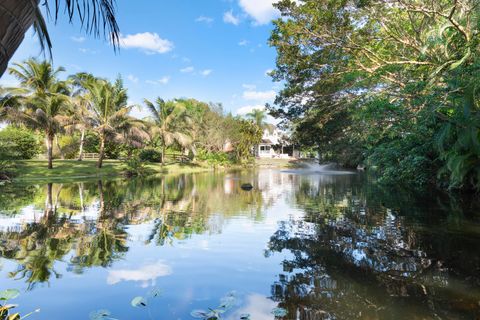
left=256, top=125, right=293, bottom=159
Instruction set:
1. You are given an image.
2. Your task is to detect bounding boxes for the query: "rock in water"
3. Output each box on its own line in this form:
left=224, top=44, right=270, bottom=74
left=241, top=183, right=253, bottom=191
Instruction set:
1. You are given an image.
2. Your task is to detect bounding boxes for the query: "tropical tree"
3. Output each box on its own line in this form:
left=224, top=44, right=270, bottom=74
left=73, top=74, right=147, bottom=168
left=0, top=0, right=120, bottom=76
left=144, top=98, right=192, bottom=164
left=2, top=59, right=70, bottom=169
left=246, top=109, right=268, bottom=130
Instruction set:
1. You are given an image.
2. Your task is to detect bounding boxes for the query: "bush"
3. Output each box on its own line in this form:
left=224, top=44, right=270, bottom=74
left=138, top=148, right=162, bottom=163
left=123, top=155, right=147, bottom=177
left=197, top=150, right=232, bottom=166
left=0, top=126, right=40, bottom=160
left=58, top=135, right=80, bottom=159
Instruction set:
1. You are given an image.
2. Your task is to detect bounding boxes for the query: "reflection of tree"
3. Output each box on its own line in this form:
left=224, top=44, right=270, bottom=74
left=0, top=171, right=271, bottom=288
left=267, top=175, right=480, bottom=320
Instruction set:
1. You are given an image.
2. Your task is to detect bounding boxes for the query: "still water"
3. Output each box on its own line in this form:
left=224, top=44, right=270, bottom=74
left=0, top=170, right=479, bottom=319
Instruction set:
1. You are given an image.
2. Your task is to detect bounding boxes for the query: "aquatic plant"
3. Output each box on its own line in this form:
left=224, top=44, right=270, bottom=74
left=0, top=289, right=40, bottom=320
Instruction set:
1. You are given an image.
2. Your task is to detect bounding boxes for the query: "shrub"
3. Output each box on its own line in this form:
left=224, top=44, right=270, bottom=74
left=0, top=126, right=40, bottom=160
left=123, top=155, right=147, bottom=177
left=197, top=150, right=232, bottom=166
left=139, top=148, right=162, bottom=163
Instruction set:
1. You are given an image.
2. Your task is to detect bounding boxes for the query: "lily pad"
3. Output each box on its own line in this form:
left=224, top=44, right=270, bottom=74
left=89, top=309, right=113, bottom=320
left=148, top=288, right=162, bottom=298
left=131, top=296, right=147, bottom=308
left=0, top=289, right=19, bottom=301
left=190, top=309, right=210, bottom=318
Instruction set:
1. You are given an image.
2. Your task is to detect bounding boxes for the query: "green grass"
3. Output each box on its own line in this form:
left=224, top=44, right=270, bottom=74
left=11, top=159, right=215, bottom=183
left=7, top=158, right=301, bottom=184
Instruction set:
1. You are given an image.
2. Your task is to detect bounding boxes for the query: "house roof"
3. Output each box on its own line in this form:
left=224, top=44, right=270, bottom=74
left=261, top=139, right=274, bottom=144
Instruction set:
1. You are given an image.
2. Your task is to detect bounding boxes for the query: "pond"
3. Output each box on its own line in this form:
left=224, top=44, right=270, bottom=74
left=0, top=169, right=479, bottom=319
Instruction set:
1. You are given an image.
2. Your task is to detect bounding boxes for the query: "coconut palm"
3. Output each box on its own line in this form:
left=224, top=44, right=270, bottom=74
left=0, top=0, right=120, bottom=76
left=72, top=74, right=147, bottom=168
left=144, top=98, right=192, bottom=164
left=2, top=59, right=71, bottom=169
left=246, top=109, right=268, bottom=130
left=66, top=96, right=93, bottom=161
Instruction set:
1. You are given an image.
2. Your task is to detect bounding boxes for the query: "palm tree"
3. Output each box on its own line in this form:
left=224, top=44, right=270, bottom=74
left=3, top=59, right=71, bottom=169
left=66, top=96, right=93, bottom=161
left=72, top=74, right=147, bottom=168
left=0, top=0, right=120, bottom=76
left=144, top=98, right=192, bottom=164
left=246, top=109, right=268, bottom=130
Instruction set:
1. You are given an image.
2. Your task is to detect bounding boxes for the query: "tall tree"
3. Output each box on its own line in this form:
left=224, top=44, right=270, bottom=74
left=0, top=0, right=120, bottom=76
left=73, top=74, right=146, bottom=168
left=3, top=59, right=70, bottom=169
left=246, top=109, right=268, bottom=130
left=144, top=98, right=192, bottom=164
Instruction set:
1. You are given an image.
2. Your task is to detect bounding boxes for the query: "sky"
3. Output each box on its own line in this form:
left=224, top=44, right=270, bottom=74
left=0, top=0, right=284, bottom=120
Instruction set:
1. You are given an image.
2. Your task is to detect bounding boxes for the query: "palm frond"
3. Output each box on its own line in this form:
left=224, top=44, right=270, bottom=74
left=40, top=0, right=120, bottom=50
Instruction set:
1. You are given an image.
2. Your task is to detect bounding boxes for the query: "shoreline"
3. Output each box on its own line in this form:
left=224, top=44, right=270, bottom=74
left=2, top=158, right=304, bottom=184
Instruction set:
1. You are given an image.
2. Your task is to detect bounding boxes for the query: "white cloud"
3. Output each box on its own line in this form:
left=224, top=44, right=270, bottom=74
left=238, top=40, right=249, bottom=46
left=146, top=76, right=170, bottom=85
left=119, top=32, right=174, bottom=54
left=223, top=10, right=241, bottom=25
left=201, top=69, right=212, bottom=76
left=71, top=36, right=86, bottom=43
left=264, top=69, right=273, bottom=76
left=158, top=76, right=170, bottom=84
left=196, top=16, right=214, bottom=24
left=79, top=48, right=97, bottom=54
left=227, top=294, right=277, bottom=320
left=236, top=104, right=265, bottom=116
left=180, top=66, right=195, bottom=73
left=127, top=74, right=139, bottom=84
left=242, top=84, right=256, bottom=90
left=238, top=0, right=280, bottom=25
left=243, top=90, right=276, bottom=101
left=107, top=260, right=172, bottom=287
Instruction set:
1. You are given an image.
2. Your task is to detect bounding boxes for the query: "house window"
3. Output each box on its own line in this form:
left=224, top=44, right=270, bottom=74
left=260, top=145, right=271, bottom=153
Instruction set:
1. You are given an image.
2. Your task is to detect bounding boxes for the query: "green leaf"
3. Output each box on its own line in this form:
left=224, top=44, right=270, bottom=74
left=131, top=296, right=147, bottom=308
left=0, top=289, right=19, bottom=301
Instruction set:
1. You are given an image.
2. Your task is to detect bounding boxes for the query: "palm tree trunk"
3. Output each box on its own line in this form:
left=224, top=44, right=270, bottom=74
left=78, top=129, right=85, bottom=161
left=46, top=134, right=54, bottom=169
left=97, top=134, right=105, bottom=168
left=0, top=0, right=39, bottom=76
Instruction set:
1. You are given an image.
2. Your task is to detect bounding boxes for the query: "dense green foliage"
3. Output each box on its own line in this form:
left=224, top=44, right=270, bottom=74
left=1, top=60, right=267, bottom=173
left=269, top=0, right=480, bottom=191
left=0, top=126, right=40, bottom=160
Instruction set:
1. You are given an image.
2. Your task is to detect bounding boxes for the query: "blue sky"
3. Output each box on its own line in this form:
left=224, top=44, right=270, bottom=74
left=0, top=0, right=283, bottom=120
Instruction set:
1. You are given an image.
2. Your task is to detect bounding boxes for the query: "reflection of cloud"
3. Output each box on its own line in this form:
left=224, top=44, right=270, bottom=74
left=107, top=260, right=172, bottom=287
left=228, top=293, right=276, bottom=320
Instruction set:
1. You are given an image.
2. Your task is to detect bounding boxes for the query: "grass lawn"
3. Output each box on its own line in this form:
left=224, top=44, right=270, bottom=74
left=255, top=158, right=303, bottom=169
left=11, top=159, right=215, bottom=183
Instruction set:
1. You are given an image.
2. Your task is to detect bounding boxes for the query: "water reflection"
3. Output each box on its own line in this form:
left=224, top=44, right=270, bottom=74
left=0, top=171, right=478, bottom=319
left=268, top=174, right=480, bottom=319
left=0, top=173, right=268, bottom=291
